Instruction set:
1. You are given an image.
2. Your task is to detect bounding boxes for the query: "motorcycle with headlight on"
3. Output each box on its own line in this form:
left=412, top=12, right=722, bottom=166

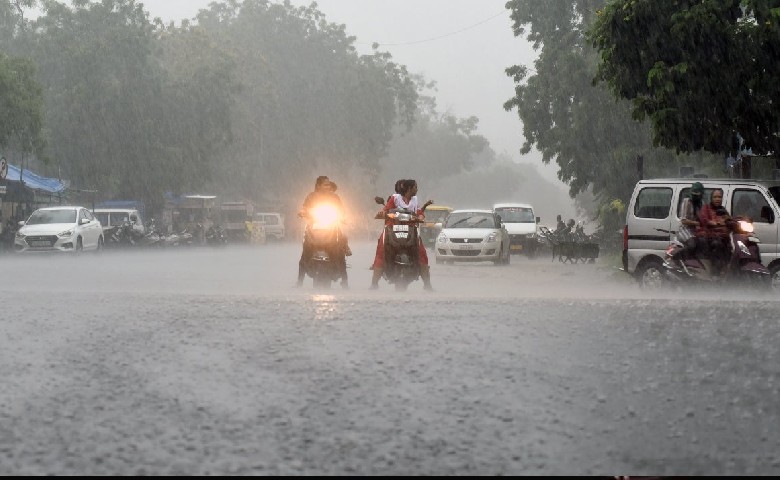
left=374, top=196, right=423, bottom=291
left=663, top=215, right=770, bottom=288
left=298, top=203, right=347, bottom=289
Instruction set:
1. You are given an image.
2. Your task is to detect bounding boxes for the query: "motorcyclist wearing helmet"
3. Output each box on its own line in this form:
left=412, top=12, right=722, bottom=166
left=671, top=181, right=705, bottom=272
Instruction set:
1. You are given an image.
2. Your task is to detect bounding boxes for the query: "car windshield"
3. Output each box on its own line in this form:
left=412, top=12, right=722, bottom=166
left=26, top=209, right=76, bottom=225
left=445, top=212, right=496, bottom=229
left=494, top=207, right=534, bottom=223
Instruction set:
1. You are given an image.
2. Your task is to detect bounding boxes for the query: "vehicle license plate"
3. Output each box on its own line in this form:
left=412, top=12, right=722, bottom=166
left=510, top=245, right=523, bottom=250
left=459, top=244, right=473, bottom=250
left=395, top=232, right=409, bottom=239
left=393, top=225, right=409, bottom=232
left=32, top=241, right=50, bottom=247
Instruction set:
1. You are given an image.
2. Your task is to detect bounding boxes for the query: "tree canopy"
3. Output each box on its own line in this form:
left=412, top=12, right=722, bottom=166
left=0, top=52, right=45, bottom=158
left=504, top=0, right=718, bottom=207
left=589, top=0, right=780, bottom=156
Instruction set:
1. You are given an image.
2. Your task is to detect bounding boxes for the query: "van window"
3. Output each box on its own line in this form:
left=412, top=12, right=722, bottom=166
left=634, top=187, right=672, bottom=219
left=95, top=213, right=109, bottom=226
left=493, top=207, right=535, bottom=223
left=264, top=215, right=278, bottom=225
left=731, top=189, right=772, bottom=223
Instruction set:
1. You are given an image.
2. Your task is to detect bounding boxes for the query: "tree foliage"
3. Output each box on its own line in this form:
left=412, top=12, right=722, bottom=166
left=590, top=0, right=780, bottom=156
left=0, top=0, right=564, bottom=223
left=503, top=0, right=717, bottom=205
left=0, top=52, right=45, bottom=157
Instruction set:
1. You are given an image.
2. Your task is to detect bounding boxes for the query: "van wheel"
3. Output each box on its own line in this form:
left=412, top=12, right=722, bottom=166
left=637, top=260, right=665, bottom=289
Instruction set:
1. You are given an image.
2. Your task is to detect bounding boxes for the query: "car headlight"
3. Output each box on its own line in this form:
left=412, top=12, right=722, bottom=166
left=486, top=232, right=499, bottom=242
left=437, top=232, right=448, bottom=243
left=15, top=231, right=26, bottom=240
left=58, top=229, right=74, bottom=238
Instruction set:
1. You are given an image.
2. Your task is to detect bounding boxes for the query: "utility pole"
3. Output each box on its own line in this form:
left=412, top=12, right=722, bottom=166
left=636, top=155, right=644, bottom=180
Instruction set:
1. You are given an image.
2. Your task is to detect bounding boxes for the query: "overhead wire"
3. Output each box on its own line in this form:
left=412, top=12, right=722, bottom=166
left=355, top=9, right=509, bottom=47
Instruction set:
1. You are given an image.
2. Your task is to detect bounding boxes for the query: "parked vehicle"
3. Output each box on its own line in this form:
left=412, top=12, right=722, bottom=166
left=660, top=215, right=770, bottom=288
left=205, top=225, right=229, bottom=246
left=419, top=205, right=452, bottom=247
left=299, top=203, right=347, bottom=289
left=375, top=197, right=424, bottom=290
left=623, top=178, right=780, bottom=289
left=492, top=203, right=540, bottom=257
left=255, top=212, right=285, bottom=241
left=434, top=209, right=511, bottom=265
left=104, top=221, right=137, bottom=248
left=14, top=206, right=104, bottom=253
left=93, top=208, right=145, bottom=238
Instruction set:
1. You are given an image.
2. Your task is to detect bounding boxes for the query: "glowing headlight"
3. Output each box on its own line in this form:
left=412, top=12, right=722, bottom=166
left=738, top=220, right=754, bottom=233
left=310, top=204, right=339, bottom=229
left=58, top=229, right=74, bottom=238
left=396, top=213, right=412, bottom=222
left=486, top=232, right=499, bottom=242
left=437, top=232, right=448, bottom=243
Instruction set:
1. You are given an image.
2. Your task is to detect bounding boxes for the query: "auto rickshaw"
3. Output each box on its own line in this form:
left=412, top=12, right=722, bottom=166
left=420, top=205, right=453, bottom=247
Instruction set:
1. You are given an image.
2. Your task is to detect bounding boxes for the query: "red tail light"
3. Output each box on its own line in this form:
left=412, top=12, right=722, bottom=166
left=623, top=224, right=628, bottom=250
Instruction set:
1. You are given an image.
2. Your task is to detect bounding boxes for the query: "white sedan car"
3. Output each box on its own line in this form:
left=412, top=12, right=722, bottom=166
left=434, top=209, right=511, bottom=265
left=14, top=206, right=104, bottom=253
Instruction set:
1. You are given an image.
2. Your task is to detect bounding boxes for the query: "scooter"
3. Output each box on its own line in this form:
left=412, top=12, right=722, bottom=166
left=299, top=203, right=347, bottom=289
left=663, top=216, right=770, bottom=287
left=374, top=196, right=423, bottom=291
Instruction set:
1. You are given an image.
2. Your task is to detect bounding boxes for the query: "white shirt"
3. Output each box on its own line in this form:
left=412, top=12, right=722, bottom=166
left=392, top=193, right=419, bottom=212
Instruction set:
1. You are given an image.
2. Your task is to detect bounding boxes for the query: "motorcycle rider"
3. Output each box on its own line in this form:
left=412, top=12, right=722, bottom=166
left=370, top=178, right=434, bottom=291
left=697, top=187, right=731, bottom=278
left=670, top=181, right=705, bottom=272
left=297, top=176, right=351, bottom=287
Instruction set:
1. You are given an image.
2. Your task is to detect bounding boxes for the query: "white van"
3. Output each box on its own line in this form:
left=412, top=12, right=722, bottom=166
left=254, top=212, right=285, bottom=241
left=623, top=178, right=780, bottom=286
left=492, top=203, right=540, bottom=257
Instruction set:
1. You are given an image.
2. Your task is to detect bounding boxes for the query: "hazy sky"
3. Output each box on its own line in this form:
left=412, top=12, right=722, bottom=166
left=139, top=0, right=563, bottom=186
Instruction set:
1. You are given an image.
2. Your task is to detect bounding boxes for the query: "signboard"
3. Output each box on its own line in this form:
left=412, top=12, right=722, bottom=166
left=0, top=157, right=7, bottom=180
left=0, top=185, right=6, bottom=195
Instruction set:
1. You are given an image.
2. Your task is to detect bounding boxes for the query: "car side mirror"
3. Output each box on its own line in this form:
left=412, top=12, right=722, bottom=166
left=18, top=221, right=25, bottom=227
left=760, top=206, right=775, bottom=223
left=80, top=218, right=89, bottom=225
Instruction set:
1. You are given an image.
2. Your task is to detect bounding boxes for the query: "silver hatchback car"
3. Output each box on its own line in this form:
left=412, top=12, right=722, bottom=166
left=14, top=206, right=104, bottom=253
left=434, top=209, right=511, bottom=265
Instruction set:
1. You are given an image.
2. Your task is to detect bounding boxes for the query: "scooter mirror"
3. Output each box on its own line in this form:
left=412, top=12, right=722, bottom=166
left=374, top=196, right=385, bottom=205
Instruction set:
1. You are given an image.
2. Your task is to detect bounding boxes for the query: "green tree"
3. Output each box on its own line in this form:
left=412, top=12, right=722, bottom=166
left=0, top=52, right=46, bottom=159
left=191, top=0, right=419, bottom=206
left=590, top=0, right=780, bottom=156
left=503, top=0, right=717, bottom=207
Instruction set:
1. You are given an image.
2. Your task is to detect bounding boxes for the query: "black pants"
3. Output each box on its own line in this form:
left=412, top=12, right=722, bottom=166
left=706, top=236, right=730, bottom=273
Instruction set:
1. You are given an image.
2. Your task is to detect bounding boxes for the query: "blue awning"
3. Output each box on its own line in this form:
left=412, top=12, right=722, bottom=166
left=5, top=163, right=67, bottom=194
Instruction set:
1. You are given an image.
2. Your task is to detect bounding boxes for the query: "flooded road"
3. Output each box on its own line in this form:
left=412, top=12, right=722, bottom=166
left=1, top=241, right=778, bottom=474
